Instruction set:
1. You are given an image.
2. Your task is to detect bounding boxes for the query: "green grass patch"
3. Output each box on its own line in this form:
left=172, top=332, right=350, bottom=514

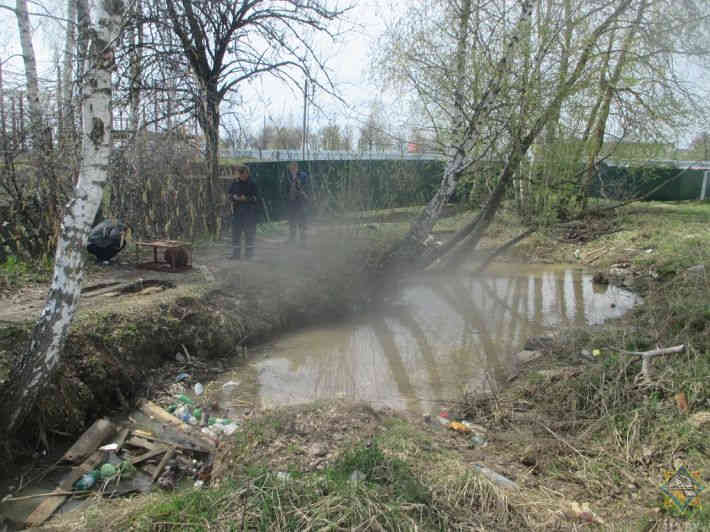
left=0, top=254, right=53, bottom=292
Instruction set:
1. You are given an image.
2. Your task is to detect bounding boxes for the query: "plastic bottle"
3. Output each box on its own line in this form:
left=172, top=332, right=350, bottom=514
left=74, top=470, right=99, bottom=490
left=174, top=405, right=189, bottom=420
left=100, top=463, right=118, bottom=479
left=194, top=383, right=204, bottom=396
left=221, top=423, right=239, bottom=436
left=177, top=394, right=194, bottom=405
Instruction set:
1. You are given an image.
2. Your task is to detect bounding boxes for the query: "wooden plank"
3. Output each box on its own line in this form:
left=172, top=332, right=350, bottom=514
left=136, top=400, right=216, bottom=450
left=129, top=431, right=211, bottom=454
left=115, top=427, right=130, bottom=450
left=152, top=447, right=176, bottom=483
left=63, top=419, right=116, bottom=464
left=25, top=451, right=103, bottom=527
left=129, top=447, right=167, bottom=466
left=125, top=436, right=158, bottom=451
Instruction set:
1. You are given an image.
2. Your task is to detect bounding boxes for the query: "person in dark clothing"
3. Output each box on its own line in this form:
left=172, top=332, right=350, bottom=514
left=284, top=161, right=309, bottom=244
left=228, top=164, right=259, bottom=260
left=87, top=219, right=129, bottom=263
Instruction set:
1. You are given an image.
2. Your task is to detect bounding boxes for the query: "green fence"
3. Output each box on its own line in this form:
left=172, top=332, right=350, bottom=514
left=593, top=163, right=708, bottom=201
left=222, top=159, right=446, bottom=220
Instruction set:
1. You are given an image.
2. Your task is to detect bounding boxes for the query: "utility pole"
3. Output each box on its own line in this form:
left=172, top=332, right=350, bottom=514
left=302, top=78, right=308, bottom=160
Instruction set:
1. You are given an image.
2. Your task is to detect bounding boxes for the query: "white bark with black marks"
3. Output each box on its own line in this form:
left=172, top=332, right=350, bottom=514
left=2, top=0, right=124, bottom=436
left=15, top=0, right=40, bottom=127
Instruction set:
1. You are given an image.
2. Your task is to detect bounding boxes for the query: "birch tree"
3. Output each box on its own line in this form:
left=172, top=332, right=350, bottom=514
left=60, top=0, right=77, bottom=145
left=376, top=0, right=707, bottom=276
left=0, top=0, right=124, bottom=436
left=15, top=0, right=62, bottom=234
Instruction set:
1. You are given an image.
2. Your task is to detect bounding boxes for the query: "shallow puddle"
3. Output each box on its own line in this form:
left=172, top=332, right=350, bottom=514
left=215, top=264, right=640, bottom=416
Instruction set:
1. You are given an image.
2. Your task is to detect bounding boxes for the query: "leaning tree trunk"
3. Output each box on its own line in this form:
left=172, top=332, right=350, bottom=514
left=0, top=0, right=123, bottom=436
left=413, top=0, right=633, bottom=274
left=377, top=1, right=534, bottom=279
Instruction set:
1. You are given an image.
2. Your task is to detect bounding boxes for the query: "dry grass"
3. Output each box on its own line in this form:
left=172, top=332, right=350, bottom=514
left=50, top=403, right=529, bottom=531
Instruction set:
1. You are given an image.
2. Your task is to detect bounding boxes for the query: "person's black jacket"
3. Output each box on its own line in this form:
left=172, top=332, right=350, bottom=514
left=228, top=178, right=259, bottom=219
left=87, top=220, right=127, bottom=262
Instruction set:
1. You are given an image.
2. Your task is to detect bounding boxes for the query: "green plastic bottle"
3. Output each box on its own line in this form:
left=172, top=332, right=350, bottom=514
left=100, top=463, right=118, bottom=479
left=177, top=394, right=194, bottom=405
left=74, top=470, right=100, bottom=490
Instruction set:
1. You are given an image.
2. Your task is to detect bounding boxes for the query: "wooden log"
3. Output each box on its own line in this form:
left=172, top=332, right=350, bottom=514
left=136, top=400, right=216, bottom=450
left=152, top=447, right=176, bottom=483
left=63, top=418, right=116, bottom=464
left=25, top=451, right=103, bottom=527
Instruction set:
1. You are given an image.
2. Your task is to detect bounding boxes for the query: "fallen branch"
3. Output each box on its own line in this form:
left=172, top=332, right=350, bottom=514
left=538, top=421, right=586, bottom=459
left=617, top=344, right=685, bottom=380
left=2, top=490, right=90, bottom=502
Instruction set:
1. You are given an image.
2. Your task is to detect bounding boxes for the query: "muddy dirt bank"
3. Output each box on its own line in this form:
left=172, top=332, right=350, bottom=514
left=0, top=228, right=389, bottom=461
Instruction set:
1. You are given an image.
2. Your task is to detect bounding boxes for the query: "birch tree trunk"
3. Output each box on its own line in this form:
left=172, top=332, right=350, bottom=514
left=61, top=0, right=77, bottom=145
left=1, top=0, right=124, bottom=436
left=15, top=0, right=40, bottom=127
left=440, top=0, right=634, bottom=272
left=378, top=1, right=535, bottom=277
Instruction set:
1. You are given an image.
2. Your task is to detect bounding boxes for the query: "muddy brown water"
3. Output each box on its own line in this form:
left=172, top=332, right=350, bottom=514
left=212, top=263, right=640, bottom=417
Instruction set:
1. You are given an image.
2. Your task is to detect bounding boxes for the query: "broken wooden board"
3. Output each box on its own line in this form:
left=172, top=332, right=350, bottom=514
left=25, top=451, right=103, bottom=527
left=152, top=447, right=176, bottom=483
left=128, top=430, right=211, bottom=454
left=114, top=427, right=130, bottom=450
left=136, top=400, right=216, bottom=450
left=129, top=447, right=168, bottom=466
left=63, top=419, right=116, bottom=464
left=125, top=436, right=159, bottom=451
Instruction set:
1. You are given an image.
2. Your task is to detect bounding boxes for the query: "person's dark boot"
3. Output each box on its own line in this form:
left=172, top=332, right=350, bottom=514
left=229, top=250, right=240, bottom=260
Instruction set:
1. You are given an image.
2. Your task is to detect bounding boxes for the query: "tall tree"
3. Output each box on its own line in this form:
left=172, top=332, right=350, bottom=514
left=1, top=0, right=124, bottom=436
left=60, top=0, right=77, bottom=146
left=320, top=123, right=343, bottom=151
left=147, top=0, right=346, bottom=235
left=377, top=0, right=643, bottom=275
left=377, top=0, right=709, bottom=276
